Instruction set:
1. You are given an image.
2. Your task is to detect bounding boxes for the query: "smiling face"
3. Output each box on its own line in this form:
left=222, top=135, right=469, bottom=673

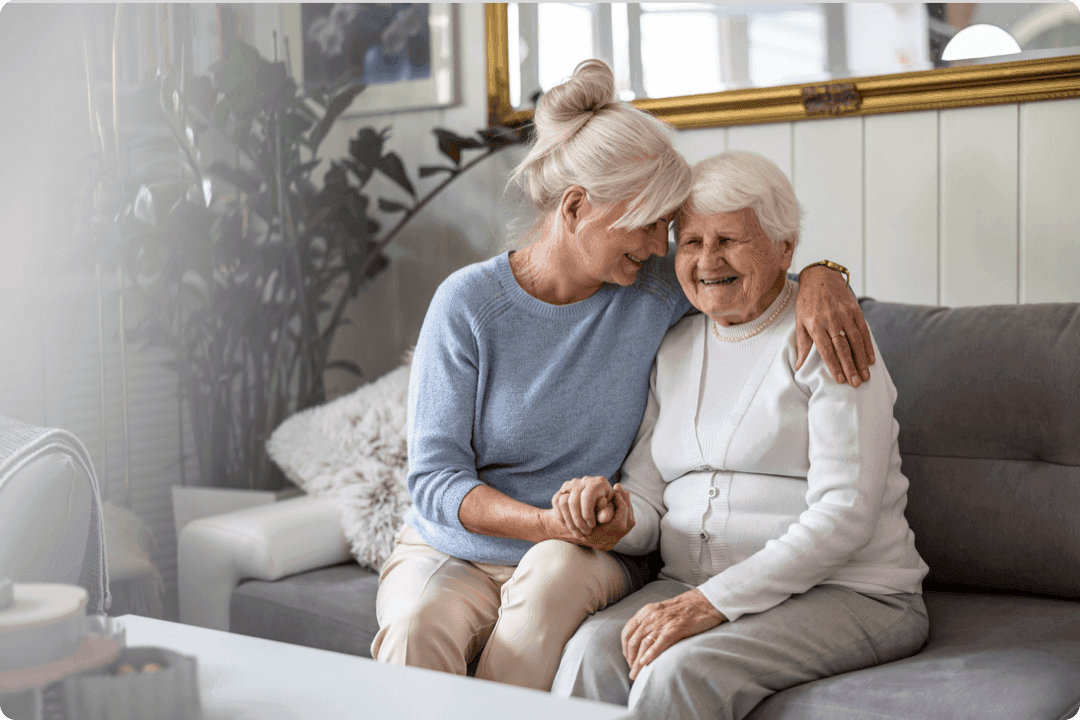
left=676, top=208, right=795, bottom=326
left=570, top=196, right=673, bottom=288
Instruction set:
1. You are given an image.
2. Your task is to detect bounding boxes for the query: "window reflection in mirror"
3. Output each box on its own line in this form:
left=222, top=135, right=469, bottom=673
left=506, top=3, right=1080, bottom=111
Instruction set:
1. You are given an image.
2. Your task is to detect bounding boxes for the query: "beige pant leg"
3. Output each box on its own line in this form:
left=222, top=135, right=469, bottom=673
left=475, top=540, right=631, bottom=690
left=371, top=526, right=514, bottom=675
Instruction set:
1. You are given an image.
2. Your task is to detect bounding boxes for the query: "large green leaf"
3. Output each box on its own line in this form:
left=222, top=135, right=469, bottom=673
left=309, top=82, right=367, bottom=152
left=212, top=40, right=260, bottom=117
left=377, top=198, right=410, bottom=214
left=376, top=152, right=415, bottom=197
left=215, top=98, right=232, bottom=135
left=208, top=162, right=263, bottom=195
left=288, top=159, right=322, bottom=184
left=260, top=62, right=296, bottom=115
left=187, top=75, right=218, bottom=123
left=478, top=126, right=525, bottom=149
left=347, top=127, right=387, bottom=185
left=281, top=111, right=314, bottom=151
left=433, top=128, right=485, bottom=166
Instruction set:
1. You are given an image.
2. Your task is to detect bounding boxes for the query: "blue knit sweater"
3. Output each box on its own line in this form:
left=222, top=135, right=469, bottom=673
left=403, top=250, right=690, bottom=565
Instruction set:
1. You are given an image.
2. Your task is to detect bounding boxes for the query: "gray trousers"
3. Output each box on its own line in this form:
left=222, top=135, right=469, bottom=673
left=552, top=580, right=928, bottom=720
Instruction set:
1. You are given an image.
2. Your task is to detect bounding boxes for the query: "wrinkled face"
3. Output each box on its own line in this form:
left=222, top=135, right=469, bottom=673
left=676, top=208, right=794, bottom=326
left=572, top=199, right=673, bottom=287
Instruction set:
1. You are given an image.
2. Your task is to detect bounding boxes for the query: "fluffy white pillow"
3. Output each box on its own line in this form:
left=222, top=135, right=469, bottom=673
left=266, top=363, right=412, bottom=571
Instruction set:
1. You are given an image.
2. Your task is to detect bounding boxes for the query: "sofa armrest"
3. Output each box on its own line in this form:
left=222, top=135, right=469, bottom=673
left=178, top=495, right=352, bottom=630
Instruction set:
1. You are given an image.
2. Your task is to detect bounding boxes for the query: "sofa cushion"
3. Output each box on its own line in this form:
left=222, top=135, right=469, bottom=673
left=748, top=590, right=1080, bottom=720
left=861, top=300, right=1080, bottom=597
left=903, top=456, right=1080, bottom=598
left=859, top=300, right=1080, bottom=464
left=230, top=562, right=380, bottom=658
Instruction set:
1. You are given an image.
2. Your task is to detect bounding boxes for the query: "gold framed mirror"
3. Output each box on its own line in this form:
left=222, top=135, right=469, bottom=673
left=486, top=3, right=1080, bottom=129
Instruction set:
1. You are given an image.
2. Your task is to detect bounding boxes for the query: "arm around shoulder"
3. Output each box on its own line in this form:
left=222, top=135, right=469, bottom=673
left=793, top=264, right=874, bottom=386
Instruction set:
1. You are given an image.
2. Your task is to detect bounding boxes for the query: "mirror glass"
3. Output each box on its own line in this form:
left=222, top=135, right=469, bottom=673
left=505, top=3, right=1080, bottom=109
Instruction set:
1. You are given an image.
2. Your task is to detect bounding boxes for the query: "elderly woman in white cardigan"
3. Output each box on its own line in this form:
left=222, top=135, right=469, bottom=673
left=551, top=152, right=930, bottom=720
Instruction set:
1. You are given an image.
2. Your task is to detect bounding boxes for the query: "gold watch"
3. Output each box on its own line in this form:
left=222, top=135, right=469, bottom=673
left=804, top=260, right=850, bottom=288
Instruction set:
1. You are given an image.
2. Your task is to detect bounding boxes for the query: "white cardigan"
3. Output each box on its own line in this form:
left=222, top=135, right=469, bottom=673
left=615, top=289, right=928, bottom=622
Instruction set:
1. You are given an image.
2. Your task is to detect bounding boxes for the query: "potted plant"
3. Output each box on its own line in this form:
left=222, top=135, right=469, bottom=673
left=81, top=35, right=524, bottom=534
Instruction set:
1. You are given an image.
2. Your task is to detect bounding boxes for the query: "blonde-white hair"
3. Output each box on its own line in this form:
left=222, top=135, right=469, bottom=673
left=510, top=59, right=690, bottom=231
left=683, top=152, right=802, bottom=248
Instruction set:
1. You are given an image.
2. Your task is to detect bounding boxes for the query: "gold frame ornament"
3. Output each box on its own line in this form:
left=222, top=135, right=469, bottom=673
left=485, top=3, right=1080, bottom=130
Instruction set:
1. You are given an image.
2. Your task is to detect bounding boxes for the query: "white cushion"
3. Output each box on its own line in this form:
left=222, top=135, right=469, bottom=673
left=266, top=364, right=411, bottom=571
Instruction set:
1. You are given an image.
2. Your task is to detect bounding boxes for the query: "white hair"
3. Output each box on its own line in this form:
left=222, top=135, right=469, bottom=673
left=510, top=59, right=690, bottom=232
left=683, top=152, right=802, bottom=248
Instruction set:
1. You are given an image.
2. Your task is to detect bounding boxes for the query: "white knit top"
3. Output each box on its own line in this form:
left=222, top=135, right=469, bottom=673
left=615, top=280, right=929, bottom=622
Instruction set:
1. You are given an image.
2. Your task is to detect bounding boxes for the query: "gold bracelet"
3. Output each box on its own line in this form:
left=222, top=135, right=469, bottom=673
left=803, top=260, right=850, bottom=288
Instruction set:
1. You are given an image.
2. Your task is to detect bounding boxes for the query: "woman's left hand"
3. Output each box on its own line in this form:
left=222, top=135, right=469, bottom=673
left=795, top=264, right=874, bottom=387
left=621, top=590, right=727, bottom=681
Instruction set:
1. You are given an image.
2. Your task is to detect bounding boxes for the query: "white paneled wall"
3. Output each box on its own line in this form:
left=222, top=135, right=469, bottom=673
left=677, top=99, right=1080, bottom=306
left=1019, top=100, right=1080, bottom=304
left=793, top=117, right=865, bottom=294
left=940, top=105, right=1018, bottom=307
left=728, top=123, right=793, bottom=178
left=864, top=110, right=940, bottom=305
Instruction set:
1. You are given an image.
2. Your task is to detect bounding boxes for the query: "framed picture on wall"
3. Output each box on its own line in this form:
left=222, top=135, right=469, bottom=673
left=281, top=3, right=458, bottom=116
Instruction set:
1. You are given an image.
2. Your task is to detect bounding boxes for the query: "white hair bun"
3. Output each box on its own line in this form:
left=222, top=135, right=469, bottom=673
left=534, top=59, right=615, bottom=130
left=509, top=59, right=690, bottom=231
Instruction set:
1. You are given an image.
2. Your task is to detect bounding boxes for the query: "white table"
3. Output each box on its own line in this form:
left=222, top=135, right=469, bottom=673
left=119, top=616, right=631, bottom=720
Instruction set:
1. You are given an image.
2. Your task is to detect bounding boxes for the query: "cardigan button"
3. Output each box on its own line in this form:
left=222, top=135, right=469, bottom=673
left=708, top=487, right=718, bottom=498
left=699, top=531, right=708, bottom=541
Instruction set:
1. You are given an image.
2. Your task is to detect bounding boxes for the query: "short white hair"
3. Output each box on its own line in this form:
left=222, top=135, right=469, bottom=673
left=683, top=152, right=802, bottom=248
left=510, top=59, right=690, bottom=230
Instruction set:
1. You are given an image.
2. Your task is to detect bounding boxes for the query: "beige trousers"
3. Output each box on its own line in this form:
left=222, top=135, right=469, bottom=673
left=371, top=525, right=631, bottom=690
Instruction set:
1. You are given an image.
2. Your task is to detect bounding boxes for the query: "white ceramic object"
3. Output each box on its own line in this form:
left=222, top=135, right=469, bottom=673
left=0, top=582, right=119, bottom=693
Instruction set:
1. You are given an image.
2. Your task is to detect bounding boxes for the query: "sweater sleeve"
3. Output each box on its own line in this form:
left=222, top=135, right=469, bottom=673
left=405, top=278, right=485, bottom=533
left=698, top=334, right=895, bottom=622
left=614, top=364, right=667, bottom=556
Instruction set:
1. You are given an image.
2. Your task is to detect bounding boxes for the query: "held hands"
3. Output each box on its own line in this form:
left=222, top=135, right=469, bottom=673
left=545, top=476, right=635, bottom=552
left=795, top=264, right=875, bottom=387
left=621, top=590, right=727, bottom=681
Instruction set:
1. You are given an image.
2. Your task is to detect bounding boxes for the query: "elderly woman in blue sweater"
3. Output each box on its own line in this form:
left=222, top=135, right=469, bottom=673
left=551, top=152, right=930, bottom=718
left=370, top=61, right=874, bottom=691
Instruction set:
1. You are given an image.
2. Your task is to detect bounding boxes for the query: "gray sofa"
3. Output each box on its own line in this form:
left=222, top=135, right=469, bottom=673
left=178, top=298, right=1080, bottom=719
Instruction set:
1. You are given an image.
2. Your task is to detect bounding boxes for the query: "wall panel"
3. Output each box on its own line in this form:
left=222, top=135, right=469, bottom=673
left=1019, top=99, right=1080, bottom=303
left=793, top=117, right=865, bottom=294
left=864, top=111, right=939, bottom=304
left=940, top=105, right=1019, bottom=306
left=727, top=122, right=793, bottom=179
left=674, top=127, right=728, bottom=165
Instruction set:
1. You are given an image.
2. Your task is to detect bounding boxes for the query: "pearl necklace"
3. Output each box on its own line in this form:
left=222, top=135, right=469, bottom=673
left=711, top=280, right=794, bottom=343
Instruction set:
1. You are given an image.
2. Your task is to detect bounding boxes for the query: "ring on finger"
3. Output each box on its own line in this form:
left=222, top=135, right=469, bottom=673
left=831, top=329, right=847, bottom=340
